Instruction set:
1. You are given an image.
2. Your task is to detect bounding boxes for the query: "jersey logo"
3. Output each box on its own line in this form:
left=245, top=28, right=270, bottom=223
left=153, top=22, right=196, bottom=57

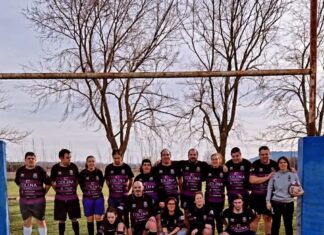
left=110, top=170, right=114, bottom=174
left=185, top=166, right=189, bottom=171
left=230, top=218, right=235, bottom=222
left=96, top=176, right=99, bottom=181
left=259, top=168, right=263, bottom=172
left=219, top=173, right=224, bottom=178
left=230, top=166, right=233, bottom=170
left=149, top=177, right=153, bottom=181
left=143, top=201, right=148, bottom=207
left=86, top=177, right=89, bottom=180
left=132, top=204, right=136, bottom=208
left=203, top=215, right=207, bottom=220
left=159, top=170, right=163, bottom=174
left=69, top=170, right=74, bottom=175
left=20, top=173, right=25, bottom=177
left=209, top=210, right=214, bottom=215
left=58, top=171, right=62, bottom=175
left=121, top=169, right=125, bottom=174
left=208, top=173, right=212, bottom=177
left=196, top=167, right=200, bottom=172
left=240, top=166, right=245, bottom=171
left=33, top=173, right=38, bottom=179
left=242, top=217, right=247, bottom=222
left=170, top=169, right=175, bottom=175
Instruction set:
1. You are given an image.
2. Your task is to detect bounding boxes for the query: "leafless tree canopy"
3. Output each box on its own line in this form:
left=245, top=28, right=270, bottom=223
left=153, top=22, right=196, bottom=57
left=181, top=0, right=288, bottom=159
left=24, top=0, right=183, bottom=155
left=259, top=0, right=324, bottom=142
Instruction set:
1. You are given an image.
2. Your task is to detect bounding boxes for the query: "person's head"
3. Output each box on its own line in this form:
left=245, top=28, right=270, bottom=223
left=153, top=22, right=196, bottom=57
left=24, top=152, right=37, bottom=169
left=140, top=158, right=152, bottom=174
left=210, top=153, right=223, bottom=167
left=59, top=149, right=71, bottom=166
left=259, top=146, right=271, bottom=164
left=188, top=148, right=198, bottom=163
left=277, top=156, right=291, bottom=171
left=232, top=194, right=244, bottom=211
left=105, top=207, right=118, bottom=225
left=194, top=191, right=205, bottom=208
left=133, top=181, right=144, bottom=197
left=160, top=148, right=171, bottom=165
left=85, top=155, right=96, bottom=170
left=112, top=149, right=123, bottom=166
left=230, top=147, right=242, bottom=164
left=166, top=197, right=179, bottom=214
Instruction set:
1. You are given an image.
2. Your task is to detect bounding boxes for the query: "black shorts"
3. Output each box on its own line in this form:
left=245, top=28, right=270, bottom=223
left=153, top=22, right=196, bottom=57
left=249, top=194, right=271, bottom=216
left=54, top=199, right=81, bottom=221
left=20, top=202, right=46, bottom=221
left=180, top=195, right=194, bottom=209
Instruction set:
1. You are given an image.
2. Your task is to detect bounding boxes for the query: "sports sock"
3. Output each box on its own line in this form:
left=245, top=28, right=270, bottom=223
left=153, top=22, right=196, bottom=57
left=38, top=227, right=47, bottom=235
left=87, top=222, right=94, bottom=235
left=59, top=223, right=65, bottom=235
left=96, top=221, right=102, bottom=233
left=23, top=226, right=32, bottom=235
left=72, top=221, right=80, bottom=235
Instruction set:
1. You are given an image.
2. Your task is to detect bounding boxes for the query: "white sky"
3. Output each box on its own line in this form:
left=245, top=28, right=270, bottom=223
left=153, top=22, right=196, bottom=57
left=0, top=0, right=296, bottom=163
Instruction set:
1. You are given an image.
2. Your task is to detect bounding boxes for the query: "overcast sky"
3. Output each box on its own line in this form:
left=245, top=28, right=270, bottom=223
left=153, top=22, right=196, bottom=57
left=0, top=0, right=295, bottom=163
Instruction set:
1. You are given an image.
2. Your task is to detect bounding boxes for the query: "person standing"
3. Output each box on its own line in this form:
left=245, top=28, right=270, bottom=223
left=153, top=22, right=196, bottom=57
left=226, top=147, right=251, bottom=205
left=249, top=146, right=277, bottom=235
left=220, top=194, right=256, bottom=235
left=205, top=153, right=228, bottom=235
left=15, top=152, right=51, bottom=235
left=266, top=156, right=303, bottom=235
left=51, top=148, right=81, bottom=235
left=79, top=155, right=105, bottom=235
left=104, top=149, right=134, bottom=209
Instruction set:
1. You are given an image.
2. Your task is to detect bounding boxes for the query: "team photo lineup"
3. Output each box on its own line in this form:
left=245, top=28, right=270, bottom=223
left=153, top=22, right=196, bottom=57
left=15, top=146, right=304, bottom=235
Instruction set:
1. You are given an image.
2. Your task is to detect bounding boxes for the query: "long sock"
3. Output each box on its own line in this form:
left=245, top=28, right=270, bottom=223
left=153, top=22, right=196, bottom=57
left=72, top=221, right=80, bottom=235
left=38, top=227, right=47, bottom=235
left=23, top=226, right=32, bottom=235
left=87, top=222, right=94, bottom=235
left=96, top=221, right=102, bottom=232
left=59, top=223, right=65, bottom=235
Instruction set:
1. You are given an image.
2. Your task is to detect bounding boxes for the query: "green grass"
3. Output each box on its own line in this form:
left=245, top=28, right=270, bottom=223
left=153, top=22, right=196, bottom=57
left=7, top=181, right=297, bottom=235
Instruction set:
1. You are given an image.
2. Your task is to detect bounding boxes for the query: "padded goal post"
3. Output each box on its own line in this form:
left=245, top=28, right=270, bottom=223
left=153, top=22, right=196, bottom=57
left=298, top=136, right=324, bottom=235
left=0, top=140, right=10, bottom=235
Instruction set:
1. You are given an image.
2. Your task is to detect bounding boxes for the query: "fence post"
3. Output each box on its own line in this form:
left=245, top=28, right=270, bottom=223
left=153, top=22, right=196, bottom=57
left=0, top=140, right=10, bottom=235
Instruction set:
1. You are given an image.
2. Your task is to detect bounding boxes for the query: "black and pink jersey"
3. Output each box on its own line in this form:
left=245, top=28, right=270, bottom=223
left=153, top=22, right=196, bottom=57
left=221, top=208, right=256, bottom=234
left=250, top=159, right=278, bottom=196
left=188, top=205, right=214, bottom=232
left=225, top=159, right=251, bottom=196
left=179, top=160, right=208, bottom=197
left=104, top=163, right=134, bottom=199
left=79, top=168, right=104, bottom=199
left=205, top=165, right=227, bottom=203
left=161, top=210, right=185, bottom=231
left=119, top=194, right=156, bottom=230
left=50, top=163, right=79, bottom=201
left=97, top=218, right=120, bottom=235
left=134, top=173, right=160, bottom=202
left=153, top=162, right=180, bottom=199
left=15, top=165, right=51, bottom=205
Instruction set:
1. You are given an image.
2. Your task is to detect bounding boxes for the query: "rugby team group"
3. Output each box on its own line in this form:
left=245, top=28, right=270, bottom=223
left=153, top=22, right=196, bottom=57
left=14, top=146, right=303, bottom=235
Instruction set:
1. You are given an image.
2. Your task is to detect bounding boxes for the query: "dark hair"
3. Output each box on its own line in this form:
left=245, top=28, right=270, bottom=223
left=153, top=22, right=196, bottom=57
left=112, top=148, right=122, bottom=156
left=258, top=145, right=270, bottom=153
left=231, top=147, right=241, bottom=155
left=163, top=197, right=181, bottom=216
left=85, top=155, right=95, bottom=169
left=140, top=158, right=152, bottom=174
left=24, top=152, right=36, bottom=159
left=160, top=148, right=171, bottom=156
left=188, top=148, right=198, bottom=156
left=232, top=193, right=243, bottom=201
left=59, top=149, right=71, bottom=159
left=194, top=191, right=204, bottom=198
left=102, top=207, right=118, bottom=225
left=277, top=156, right=291, bottom=171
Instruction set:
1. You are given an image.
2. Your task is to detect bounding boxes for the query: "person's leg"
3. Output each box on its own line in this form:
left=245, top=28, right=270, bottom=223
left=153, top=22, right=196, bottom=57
left=250, top=214, right=261, bottom=233
left=54, top=200, right=67, bottom=235
left=213, top=202, right=224, bottom=235
left=84, top=198, right=95, bottom=235
left=36, top=220, right=47, bottom=235
left=271, top=202, right=283, bottom=235
left=23, top=217, right=33, bottom=235
left=94, top=197, right=105, bottom=234
left=263, top=214, right=272, bottom=235
left=33, top=202, right=47, bottom=235
left=282, top=202, right=294, bottom=235
left=68, top=199, right=81, bottom=235
left=87, top=216, right=95, bottom=235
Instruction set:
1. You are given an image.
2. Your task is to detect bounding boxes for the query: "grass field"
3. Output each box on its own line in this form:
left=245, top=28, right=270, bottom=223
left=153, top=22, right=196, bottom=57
left=7, top=181, right=297, bottom=235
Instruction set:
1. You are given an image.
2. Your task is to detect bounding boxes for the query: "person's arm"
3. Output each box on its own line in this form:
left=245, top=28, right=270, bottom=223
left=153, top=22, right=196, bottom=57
left=50, top=165, right=57, bottom=191
left=249, top=171, right=275, bottom=184
left=266, top=177, right=275, bottom=209
left=14, top=168, right=20, bottom=186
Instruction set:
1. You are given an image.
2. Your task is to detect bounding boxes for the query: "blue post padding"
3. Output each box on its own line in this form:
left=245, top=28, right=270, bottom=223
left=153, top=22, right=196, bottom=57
left=0, top=140, right=10, bottom=235
left=298, top=136, right=324, bottom=235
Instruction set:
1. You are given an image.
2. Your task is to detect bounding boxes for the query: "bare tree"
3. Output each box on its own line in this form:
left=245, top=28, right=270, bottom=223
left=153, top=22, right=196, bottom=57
left=259, top=0, right=324, bottom=143
left=24, top=0, right=183, bottom=155
left=181, top=0, right=289, bottom=160
left=0, top=84, right=30, bottom=143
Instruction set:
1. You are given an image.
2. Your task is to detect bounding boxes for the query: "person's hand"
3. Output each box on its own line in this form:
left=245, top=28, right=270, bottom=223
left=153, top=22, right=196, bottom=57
left=266, top=202, right=272, bottom=211
left=267, top=171, right=275, bottom=179
left=159, top=201, right=165, bottom=208
left=191, top=229, right=198, bottom=235
left=223, top=165, right=228, bottom=173
left=205, top=224, right=212, bottom=229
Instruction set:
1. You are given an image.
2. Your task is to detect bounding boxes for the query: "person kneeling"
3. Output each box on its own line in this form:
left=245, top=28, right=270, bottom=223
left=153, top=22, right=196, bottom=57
left=97, top=207, right=125, bottom=235
left=220, top=194, right=256, bottom=235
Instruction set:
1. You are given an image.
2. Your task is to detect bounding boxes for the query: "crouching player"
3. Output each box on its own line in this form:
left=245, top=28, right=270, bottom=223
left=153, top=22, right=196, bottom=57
left=119, top=181, right=158, bottom=235
left=97, top=207, right=125, bottom=235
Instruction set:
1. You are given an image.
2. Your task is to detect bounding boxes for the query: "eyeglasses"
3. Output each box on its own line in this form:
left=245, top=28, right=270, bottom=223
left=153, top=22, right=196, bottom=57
left=167, top=202, right=176, bottom=205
